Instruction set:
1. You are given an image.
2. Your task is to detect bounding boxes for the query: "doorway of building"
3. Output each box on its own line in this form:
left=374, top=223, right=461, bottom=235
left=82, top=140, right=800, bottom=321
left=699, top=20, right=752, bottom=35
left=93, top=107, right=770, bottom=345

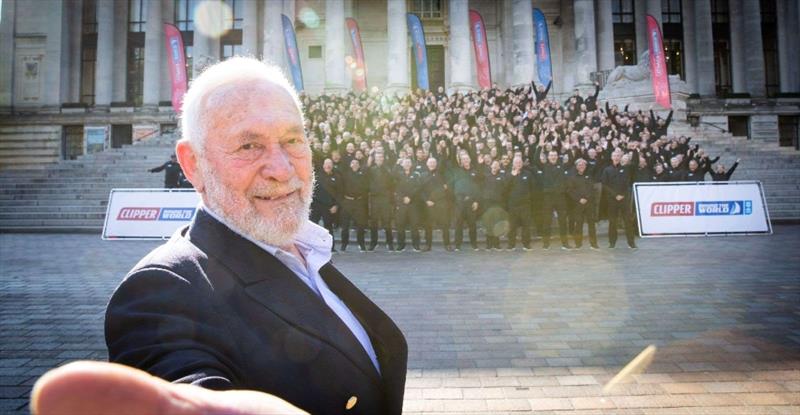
left=62, top=125, right=84, bottom=160
left=410, top=44, right=445, bottom=93
left=111, top=125, right=132, bottom=149
left=728, top=116, right=749, bottom=138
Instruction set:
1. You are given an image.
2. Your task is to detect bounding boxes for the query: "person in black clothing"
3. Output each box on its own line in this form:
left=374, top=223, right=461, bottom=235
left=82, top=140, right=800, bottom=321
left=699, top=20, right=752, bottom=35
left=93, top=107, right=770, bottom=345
left=505, top=156, right=534, bottom=250
left=148, top=154, right=182, bottom=188
left=422, top=158, right=451, bottom=251
left=367, top=152, right=395, bottom=251
left=711, top=158, right=740, bottom=181
left=534, top=144, right=571, bottom=250
left=451, top=152, right=482, bottom=251
left=311, top=158, right=341, bottom=245
left=481, top=160, right=508, bottom=250
left=685, top=159, right=707, bottom=181
left=340, top=159, right=369, bottom=251
left=533, top=81, right=552, bottom=103
left=567, top=159, right=599, bottom=249
left=394, top=158, right=422, bottom=251
left=667, top=155, right=689, bottom=182
left=600, top=147, right=639, bottom=249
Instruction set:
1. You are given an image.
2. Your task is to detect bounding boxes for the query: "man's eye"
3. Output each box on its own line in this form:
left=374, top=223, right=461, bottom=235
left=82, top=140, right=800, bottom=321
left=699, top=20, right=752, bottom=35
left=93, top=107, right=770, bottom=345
left=238, top=143, right=262, bottom=152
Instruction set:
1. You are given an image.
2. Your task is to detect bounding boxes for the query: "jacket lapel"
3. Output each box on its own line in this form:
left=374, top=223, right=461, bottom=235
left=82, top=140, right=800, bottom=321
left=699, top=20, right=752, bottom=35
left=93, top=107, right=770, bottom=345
left=320, top=264, right=408, bottom=414
left=187, top=210, right=382, bottom=384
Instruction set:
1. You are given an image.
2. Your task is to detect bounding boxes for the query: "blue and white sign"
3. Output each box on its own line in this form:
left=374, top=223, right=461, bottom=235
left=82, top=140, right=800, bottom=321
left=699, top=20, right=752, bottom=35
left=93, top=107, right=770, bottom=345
left=102, top=189, right=201, bottom=240
left=634, top=181, right=772, bottom=237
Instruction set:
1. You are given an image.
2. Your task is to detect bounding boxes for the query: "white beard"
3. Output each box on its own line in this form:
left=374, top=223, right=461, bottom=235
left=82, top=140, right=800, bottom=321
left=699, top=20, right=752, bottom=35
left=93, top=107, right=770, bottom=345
left=200, top=162, right=314, bottom=247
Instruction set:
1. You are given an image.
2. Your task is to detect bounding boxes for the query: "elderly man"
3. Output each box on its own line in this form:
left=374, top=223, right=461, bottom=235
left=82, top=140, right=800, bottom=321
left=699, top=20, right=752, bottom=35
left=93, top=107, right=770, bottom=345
left=33, top=58, right=407, bottom=415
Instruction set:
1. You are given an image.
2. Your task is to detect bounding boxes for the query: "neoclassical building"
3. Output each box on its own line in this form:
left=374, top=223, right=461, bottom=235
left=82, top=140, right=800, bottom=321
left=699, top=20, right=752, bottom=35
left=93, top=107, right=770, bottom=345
left=0, top=0, right=798, bottom=167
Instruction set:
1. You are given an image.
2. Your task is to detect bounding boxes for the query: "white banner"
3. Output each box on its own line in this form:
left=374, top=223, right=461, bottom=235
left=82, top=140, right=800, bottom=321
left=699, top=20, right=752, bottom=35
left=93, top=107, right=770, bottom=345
left=634, top=181, right=772, bottom=237
left=102, top=189, right=201, bottom=240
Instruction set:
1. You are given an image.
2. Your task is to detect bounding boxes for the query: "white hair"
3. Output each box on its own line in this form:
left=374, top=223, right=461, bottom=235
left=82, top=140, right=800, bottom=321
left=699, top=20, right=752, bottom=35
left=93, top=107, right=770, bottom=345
left=179, top=56, right=304, bottom=153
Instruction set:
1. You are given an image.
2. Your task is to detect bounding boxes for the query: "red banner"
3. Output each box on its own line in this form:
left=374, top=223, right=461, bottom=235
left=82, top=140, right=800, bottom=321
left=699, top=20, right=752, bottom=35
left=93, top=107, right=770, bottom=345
left=469, top=10, right=492, bottom=89
left=163, top=23, right=188, bottom=113
left=345, top=18, right=367, bottom=91
left=646, top=15, right=671, bottom=109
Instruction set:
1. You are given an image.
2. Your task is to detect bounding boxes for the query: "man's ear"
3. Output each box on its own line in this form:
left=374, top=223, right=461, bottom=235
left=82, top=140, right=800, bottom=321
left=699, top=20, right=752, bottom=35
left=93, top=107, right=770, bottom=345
left=176, top=140, right=203, bottom=192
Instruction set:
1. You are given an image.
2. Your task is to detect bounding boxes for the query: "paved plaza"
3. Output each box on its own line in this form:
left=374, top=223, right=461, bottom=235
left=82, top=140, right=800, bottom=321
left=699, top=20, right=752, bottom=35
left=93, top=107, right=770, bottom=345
left=1, top=228, right=800, bottom=414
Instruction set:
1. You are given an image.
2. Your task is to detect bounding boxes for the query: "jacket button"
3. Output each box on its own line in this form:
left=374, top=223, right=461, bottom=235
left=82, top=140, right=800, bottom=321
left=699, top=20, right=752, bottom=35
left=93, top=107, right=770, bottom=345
left=346, top=396, right=358, bottom=410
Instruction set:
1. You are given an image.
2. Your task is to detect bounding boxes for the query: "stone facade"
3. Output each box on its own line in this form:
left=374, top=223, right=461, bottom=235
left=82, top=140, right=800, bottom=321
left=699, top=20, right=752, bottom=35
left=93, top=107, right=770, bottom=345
left=0, top=0, right=798, bottom=168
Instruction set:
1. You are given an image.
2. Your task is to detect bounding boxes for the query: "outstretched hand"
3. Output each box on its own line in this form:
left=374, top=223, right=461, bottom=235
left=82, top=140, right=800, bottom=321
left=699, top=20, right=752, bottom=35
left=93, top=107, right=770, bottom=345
left=32, top=361, right=308, bottom=415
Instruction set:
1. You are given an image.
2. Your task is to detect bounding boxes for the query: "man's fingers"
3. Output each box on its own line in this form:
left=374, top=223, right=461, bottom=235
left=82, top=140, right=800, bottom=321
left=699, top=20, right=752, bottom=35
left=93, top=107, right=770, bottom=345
left=32, top=361, right=176, bottom=415
left=32, top=361, right=307, bottom=415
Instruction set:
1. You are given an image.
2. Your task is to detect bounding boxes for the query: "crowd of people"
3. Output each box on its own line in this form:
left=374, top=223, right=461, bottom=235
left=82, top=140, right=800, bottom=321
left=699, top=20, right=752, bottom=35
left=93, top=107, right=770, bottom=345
left=303, top=82, right=740, bottom=252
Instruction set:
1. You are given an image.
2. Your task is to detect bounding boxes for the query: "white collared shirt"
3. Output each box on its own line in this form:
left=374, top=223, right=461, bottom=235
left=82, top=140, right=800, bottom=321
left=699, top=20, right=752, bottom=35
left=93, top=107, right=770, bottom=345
left=202, top=205, right=381, bottom=374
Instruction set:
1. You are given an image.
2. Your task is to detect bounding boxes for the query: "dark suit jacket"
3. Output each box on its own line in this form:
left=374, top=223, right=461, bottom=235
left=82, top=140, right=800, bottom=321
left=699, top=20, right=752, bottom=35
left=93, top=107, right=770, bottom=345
left=105, top=209, right=407, bottom=415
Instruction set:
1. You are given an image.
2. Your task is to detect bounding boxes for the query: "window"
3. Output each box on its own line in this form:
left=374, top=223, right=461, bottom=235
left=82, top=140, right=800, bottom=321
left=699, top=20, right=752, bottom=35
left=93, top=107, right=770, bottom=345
left=409, top=0, right=442, bottom=20
left=614, top=39, right=637, bottom=65
left=662, top=0, right=684, bottom=78
left=309, top=45, right=322, bottom=59
left=128, top=0, right=147, bottom=32
left=612, top=0, right=637, bottom=65
left=175, top=0, right=196, bottom=31
left=80, top=0, right=97, bottom=105
left=220, top=0, right=243, bottom=59
left=174, top=0, right=196, bottom=79
left=662, top=0, right=682, bottom=23
left=761, top=0, right=779, bottom=97
left=612, top=0, right=634, bottom=24
left=711, top=0, right=729, bottom=23
left=127, top=44, right=145, bottom=106
left=223, top=0, right=243, bottom=30
left=710, top=0, right=732, bottom=95
left=128, top=0, right=146, bottom=105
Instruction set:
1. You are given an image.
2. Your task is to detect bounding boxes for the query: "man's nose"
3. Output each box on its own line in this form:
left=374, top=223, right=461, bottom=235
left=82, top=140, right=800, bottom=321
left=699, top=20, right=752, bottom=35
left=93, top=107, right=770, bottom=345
left=258, top=144, right=295, bottom=182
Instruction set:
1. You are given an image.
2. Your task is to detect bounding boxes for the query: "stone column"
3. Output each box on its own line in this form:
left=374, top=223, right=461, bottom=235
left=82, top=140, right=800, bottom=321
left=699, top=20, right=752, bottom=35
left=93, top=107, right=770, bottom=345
left=573, top=0, right=598, bottom=87
left=646, top=0, right=662, bottom=28
left=776, top=0, right=800, bottom=92
left=595, top=0, right=615, bottom=72
left=741, top=0, right=766, bottom=97
left=681, top=0, right=697, bottom=91
left=0, top=0, right=14, bottom=111
left=262, top=0, right=283, bottom=67
left=283, top=0, right=296, bottom=21
left=448, top=0, right=472, bottom=92
left=241, top=0, right=258, bottom=56
left=42, top=1, right=66, bottom=108
left=143, top=0, right=163, bottom=108
left=112, top=0, right=128, bottom=103
left=324, top=0, right=346, bottom=93
left=66, top=0, right=83, bottom=103
left=634, top=0, right=647, bottom=59
left=94, top=0, right=115, bottom=107
left=510, top=0, right=534, bottom=87
left=159, top=0, right=174, bottom=103
left=386, top=0, right=409, bottom=95
left=728, top=0, right=746, bottom=93
left=192, top=19, right=218, bottom=76
left=693, top=0, right=715, bottom=96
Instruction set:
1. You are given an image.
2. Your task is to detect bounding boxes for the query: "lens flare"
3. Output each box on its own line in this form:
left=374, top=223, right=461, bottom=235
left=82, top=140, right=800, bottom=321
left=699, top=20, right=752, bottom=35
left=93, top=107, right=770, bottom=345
left=298, top=7, right=320, bottom=28
left=194, top=0, right=233, bottom=39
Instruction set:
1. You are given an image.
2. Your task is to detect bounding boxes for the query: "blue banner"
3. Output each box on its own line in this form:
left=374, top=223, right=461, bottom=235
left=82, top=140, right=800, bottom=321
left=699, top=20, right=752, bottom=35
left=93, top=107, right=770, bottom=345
left=533, top=8, right=552, bottom=86
left=406, top=13, right=429, bottom=90
left=281, top=14, right=304, bottom=92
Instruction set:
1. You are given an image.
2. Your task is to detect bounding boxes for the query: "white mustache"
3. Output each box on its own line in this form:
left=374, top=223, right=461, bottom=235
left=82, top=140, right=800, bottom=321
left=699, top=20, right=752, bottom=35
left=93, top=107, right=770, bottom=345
left=249, top=177, right=304, bottom=199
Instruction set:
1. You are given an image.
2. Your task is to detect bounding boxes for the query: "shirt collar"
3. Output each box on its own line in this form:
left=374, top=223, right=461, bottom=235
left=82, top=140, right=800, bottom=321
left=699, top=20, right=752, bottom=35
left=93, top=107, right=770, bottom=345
left=200, top=202, right=332, bottom=263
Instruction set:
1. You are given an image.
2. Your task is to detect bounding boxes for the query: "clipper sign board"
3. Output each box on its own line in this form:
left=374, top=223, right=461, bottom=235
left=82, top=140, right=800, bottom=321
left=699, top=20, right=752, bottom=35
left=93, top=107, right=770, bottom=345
left=634, top=181, right=772, bottom=237
left=102, top=189, right=200, bottom=240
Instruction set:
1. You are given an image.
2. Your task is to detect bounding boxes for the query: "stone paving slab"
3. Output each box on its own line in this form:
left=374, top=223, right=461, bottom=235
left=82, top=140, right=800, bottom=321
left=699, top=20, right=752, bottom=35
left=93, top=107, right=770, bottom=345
left=1, top=227, right=800, bottom=414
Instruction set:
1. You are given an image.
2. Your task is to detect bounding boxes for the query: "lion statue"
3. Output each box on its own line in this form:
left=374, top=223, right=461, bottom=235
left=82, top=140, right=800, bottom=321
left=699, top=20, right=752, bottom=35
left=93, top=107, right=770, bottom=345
left=606, top=50, right=650, bottom=86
